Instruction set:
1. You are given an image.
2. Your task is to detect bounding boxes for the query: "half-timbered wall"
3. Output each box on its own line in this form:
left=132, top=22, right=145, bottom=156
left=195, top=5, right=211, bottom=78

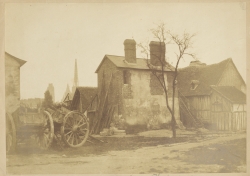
left=186, top=96, right=211, bottom=123
left=184, top=90, right=246, bottom=131
left=233, top=104, right=246, bottom=112
left=209, top=90, right=246, bottom=131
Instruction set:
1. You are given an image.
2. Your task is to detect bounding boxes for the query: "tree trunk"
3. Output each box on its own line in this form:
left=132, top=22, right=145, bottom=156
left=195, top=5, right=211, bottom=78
left=171, top=116, right=176, bottom=138
left=171, top=73, right=177, bottom=138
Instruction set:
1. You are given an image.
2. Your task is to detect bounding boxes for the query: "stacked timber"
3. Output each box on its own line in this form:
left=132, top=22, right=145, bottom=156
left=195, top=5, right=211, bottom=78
left=90, top=73, right=117, bottom=134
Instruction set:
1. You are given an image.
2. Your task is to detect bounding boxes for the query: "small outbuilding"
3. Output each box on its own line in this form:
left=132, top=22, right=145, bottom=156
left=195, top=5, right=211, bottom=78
left=71, top=87, right=98, bottom=127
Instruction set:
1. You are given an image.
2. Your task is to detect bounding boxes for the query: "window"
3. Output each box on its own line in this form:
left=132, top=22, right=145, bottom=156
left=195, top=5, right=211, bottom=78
left=122, top=70, right=132, bottom=99
left=150, top=73, right=164, bottom=95
left=190, top=80, right=199, bottom=90
left=123, top=70, right=130, bottom=84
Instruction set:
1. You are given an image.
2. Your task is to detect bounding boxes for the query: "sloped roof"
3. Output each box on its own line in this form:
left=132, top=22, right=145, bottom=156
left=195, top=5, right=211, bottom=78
left=71, top=87, right=98, bottom=112
left=5, top=52, right=27, bottom=67
left=77, top=87, right=97, bottom=103
left=95, top=55, right=174, bottom=73
left=177, top=58, right=234, bottom=96
left=211, top=86, right=246, bottom=104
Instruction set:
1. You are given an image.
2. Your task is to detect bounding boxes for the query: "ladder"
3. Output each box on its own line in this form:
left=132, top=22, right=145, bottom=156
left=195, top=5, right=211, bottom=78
left=178, top=90, right=204, bottom=128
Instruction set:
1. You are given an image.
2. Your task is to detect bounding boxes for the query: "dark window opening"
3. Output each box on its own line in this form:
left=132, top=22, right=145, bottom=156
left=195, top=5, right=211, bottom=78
left=190, top=80, right=199, bottom=90
left=191, top=83, right=196, bottom=90
left=150, top=73, right=164, bottom=95
left=123, top=70, right=130, bottom=84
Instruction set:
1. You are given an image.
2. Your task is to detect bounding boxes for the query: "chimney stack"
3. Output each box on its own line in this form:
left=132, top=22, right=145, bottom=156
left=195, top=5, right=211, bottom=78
left=149, top=41, right=165, bottom=66
left=124, top=39, right=136, bottom=63
left=189, top=60, right=206, bottom=67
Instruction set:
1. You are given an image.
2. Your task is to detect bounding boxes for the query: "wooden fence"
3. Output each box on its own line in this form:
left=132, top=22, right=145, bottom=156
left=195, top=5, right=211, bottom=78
left=211, top=111, right=246, bottom=131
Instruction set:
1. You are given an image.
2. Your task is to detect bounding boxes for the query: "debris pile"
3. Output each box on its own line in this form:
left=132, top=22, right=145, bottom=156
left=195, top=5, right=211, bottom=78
left=100, top=123, right=126, bottom=136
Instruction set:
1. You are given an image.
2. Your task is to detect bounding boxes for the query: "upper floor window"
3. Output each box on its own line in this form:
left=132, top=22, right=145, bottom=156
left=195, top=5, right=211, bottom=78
left=190, top=80, right=199, bottom=90
left=150, top=73, right=164, bottom=95
left=123, top=70, right=130, bottom=84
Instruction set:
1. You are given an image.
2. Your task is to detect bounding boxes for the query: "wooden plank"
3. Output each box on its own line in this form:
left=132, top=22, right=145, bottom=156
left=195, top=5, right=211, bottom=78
left=239, top=113, right=242, bottom=130
left=222, top=114, right=224, bottom=131
left=232, top=113, right=234, bottom=131
left=241, top=113, right=244, bottom=130
left=217, top=114, right=219, bottom=130
left=243, top=113, right=245, bottom=130
left=236, top=114, right=238, bottom=130
left=218, top=114, right=220, bottom=130
left=223, top=113, right=226, bottom=130
left=226, top=113, right=228, bottom=131
left=242, top=113, right=244, bottom=130
left=227, top=113, right=229, bottom=130
left=242, top=113, right=245, bottom=130
left=244, top=112, right=246, bottom=130
left=89, top=135, right=105, bottom=143
left=94, top=73, right=114, bottom=134
left=222, top=113, right=224, bottom=131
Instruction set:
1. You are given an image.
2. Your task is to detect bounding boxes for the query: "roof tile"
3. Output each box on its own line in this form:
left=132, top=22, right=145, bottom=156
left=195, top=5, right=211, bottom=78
left=177, top=59, right=231, bottom=96
left=96, top=55, right=174, bottom=72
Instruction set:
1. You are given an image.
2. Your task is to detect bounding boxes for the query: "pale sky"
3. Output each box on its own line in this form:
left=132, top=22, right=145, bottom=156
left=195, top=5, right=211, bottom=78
left=5, top=2, right=246, bottom=102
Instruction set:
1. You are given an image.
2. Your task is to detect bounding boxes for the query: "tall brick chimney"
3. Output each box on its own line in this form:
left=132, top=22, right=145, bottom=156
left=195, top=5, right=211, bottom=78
left=149, top=41, right=165, bottom=66
left=124, top=39, right=136, bottom=63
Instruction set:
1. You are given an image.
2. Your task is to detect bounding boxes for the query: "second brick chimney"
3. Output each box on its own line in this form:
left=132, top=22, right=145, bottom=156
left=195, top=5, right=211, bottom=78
left=149, top=41, right=165, bottom=66
left=124, top=39, right=136, bottom=64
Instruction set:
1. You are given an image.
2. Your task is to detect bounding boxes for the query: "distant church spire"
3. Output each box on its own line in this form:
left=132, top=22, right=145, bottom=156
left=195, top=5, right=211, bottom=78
left=71, top=59, right=79, bottom=97
left=62, top=59, right=79, bottom=102
left=74, top=59, right=79, bottom=87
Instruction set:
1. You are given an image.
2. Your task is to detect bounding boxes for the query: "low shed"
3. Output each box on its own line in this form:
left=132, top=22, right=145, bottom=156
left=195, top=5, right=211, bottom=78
left=210, top=86, right=246, bottom=130
left=71, top=87, right=98, bottom=113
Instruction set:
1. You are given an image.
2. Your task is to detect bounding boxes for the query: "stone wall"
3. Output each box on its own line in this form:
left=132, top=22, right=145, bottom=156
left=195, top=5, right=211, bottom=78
left=5, top=55, right=21, bottom=114
left=123, top=69, right=180, bottom=127
left=97, top=57, right=123, bottom=116
left=97, top=58, right=180, bottom=131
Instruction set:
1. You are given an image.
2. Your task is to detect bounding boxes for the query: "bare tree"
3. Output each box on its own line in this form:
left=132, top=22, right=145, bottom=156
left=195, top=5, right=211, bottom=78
left=138, top=23, right=196, bottom=138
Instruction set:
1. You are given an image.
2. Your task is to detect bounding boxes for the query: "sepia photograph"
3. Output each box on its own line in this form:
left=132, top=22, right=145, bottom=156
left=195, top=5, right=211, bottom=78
left=4, top=1, right=248, bottom=175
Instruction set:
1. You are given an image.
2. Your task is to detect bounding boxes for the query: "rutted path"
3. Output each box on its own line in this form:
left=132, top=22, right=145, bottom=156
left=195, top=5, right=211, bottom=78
left=7, top=132, right=246, bottom=174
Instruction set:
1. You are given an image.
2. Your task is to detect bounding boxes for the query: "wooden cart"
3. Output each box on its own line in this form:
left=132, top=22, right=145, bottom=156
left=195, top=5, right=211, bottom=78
left=6, top=107, right=89, bottom=153
left=47, top=107, right=90, bottom=148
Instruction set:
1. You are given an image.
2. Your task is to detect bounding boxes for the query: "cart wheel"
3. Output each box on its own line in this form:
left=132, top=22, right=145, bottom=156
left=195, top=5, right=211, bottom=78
left=61, top=111, right=89, bottom=148
left=36, top=111, right=54, bottom=150
left=6, top=113, right=16, bottom=154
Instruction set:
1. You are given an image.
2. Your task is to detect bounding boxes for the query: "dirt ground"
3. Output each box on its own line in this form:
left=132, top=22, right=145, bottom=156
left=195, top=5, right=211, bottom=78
left=6, top=129, right=246, bottom=174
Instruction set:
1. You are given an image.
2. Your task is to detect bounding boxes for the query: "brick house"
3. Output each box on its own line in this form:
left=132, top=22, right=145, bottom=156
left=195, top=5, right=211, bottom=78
left=178, top=59, right=246, bottom=131
left=94, top=39, right=180, bottom=133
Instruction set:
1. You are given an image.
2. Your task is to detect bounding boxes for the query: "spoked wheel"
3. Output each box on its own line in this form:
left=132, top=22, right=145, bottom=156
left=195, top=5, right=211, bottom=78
left=36, top=111, right=54, bottom=150
left=61, top=111, right=89, bottom=148
left=6, top=113, right=16, bottom=154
